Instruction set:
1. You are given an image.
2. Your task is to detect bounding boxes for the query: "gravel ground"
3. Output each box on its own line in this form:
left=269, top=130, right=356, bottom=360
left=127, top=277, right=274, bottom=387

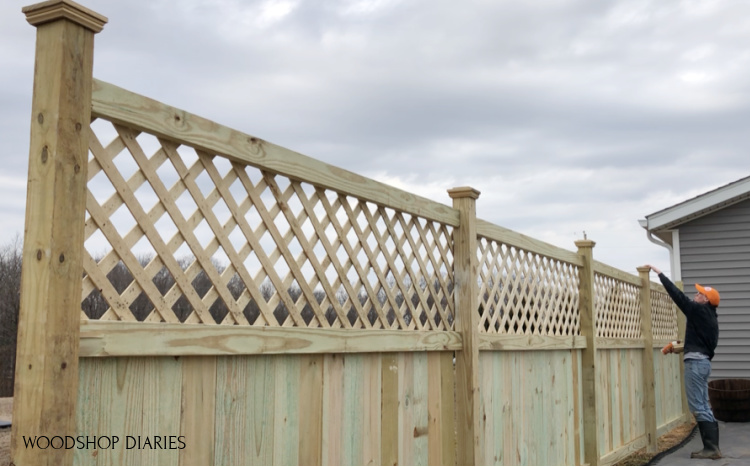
left=0, top=397, right=12, bottom=466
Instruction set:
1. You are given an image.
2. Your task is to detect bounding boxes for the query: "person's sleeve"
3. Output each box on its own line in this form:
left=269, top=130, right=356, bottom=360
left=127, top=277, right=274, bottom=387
left=657, top=273, right=695, bottom=317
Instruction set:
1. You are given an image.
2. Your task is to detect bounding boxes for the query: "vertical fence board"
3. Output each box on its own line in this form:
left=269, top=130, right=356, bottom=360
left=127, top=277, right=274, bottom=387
left=272, top=355, right=299, bottom=466
left=620, top=349, right=632, bottom=446
left=412, top=353, right=429, bottom=465
left=341, top=355, right=364, bottom=465
left=299, top=355, right=323, bottom=465
left=322, top=354, right=344, bottom=466
left=478, top=354, right=491, bottom=465
left=398, top=353, right=413, bottom=465
left=362, top=354, right=382, bottom=466
left=250, top=357, right=275, bottom=465
left=75, top=358, right=108, bottom=466
left=214, top=357, right=244, bottom=465
left=381, top=353, right=399, bottom=466
left=142, top=358, right=182, bottom=466
left=491, top=353, right=504, bottom=466
left=179, top=356, right=216, bottom=466
left=439, top=352, right=456, bottom=466
left=428, top=353, right=445, bottom=466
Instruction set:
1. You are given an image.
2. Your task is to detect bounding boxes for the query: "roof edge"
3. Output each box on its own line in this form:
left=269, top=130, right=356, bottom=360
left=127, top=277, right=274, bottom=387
left=644, top=175, right=750, bottom=231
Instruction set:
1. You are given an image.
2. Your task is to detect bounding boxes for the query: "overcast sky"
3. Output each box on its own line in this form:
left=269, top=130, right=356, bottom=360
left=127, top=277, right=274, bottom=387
left=2, top=0, right=750, bottom=277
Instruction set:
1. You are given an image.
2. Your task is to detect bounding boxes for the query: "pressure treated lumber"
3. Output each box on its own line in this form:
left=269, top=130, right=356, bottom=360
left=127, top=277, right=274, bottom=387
left=638, top=266, right=658, bottom=453
left=448, top=186, right=482, bottom=465
left=575, top=239, right=600, bottom=466
left=12, top=2, right=106, bottom=465
left=79, top=321, right=463, bottom=356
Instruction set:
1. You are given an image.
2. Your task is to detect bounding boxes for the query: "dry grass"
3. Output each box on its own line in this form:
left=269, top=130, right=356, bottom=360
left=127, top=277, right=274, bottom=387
left=615, top=421, right=697, bottom=466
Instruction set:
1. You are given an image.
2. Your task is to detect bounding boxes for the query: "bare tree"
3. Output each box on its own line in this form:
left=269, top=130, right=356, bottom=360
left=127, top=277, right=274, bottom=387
left=0, top=235, right=22, bottom=396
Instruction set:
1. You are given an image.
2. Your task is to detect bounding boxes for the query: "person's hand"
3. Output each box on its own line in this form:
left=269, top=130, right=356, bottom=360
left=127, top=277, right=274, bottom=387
left=643, top=264, right=662, bottom=275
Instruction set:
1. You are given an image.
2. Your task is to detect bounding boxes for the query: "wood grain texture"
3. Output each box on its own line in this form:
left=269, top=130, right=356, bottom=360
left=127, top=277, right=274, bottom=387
left=179, top=356, right=217, bottom=466
left=638, top=268, right=658, bottom=453
left=13, top=11, right=101, bottom=465
left=362, top=354, right=382, bottom=466
left=479, top=350, right=581, bottom=466
left=381, top=353, right=399, bottom=466
left=272, top=355, right=300, bottom=465
left=75, top=357, right=182, bottom=465
left=79, top=321, right=462, bottom=356
left=298, top=355, right=323, bottom=465
left=479, top=334, right=586, bottom=351
left=449, top=188, right=482, bottom=466
left=575, top=240, right=600, bottom=466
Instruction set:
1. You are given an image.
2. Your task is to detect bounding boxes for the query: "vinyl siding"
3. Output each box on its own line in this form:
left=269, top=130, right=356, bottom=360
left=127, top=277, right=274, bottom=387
left=678, top=198, right=750, bottom=380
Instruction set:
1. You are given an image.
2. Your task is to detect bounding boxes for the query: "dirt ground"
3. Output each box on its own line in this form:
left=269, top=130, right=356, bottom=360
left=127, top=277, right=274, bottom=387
left=615, top=420, right=697, bottom=466
left=0, top=396, right=693, bottom=466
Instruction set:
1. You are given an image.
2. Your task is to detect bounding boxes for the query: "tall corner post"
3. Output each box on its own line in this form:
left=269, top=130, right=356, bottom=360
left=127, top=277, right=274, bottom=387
left=448, top=186, right=481, bottom=466
left=12, top=1, right=107, bottom=465
left=637, top=266, right=658, bottom=453
left=575, top=239, right=600, bottom=466
left=675, top=281, right=690, bottom=419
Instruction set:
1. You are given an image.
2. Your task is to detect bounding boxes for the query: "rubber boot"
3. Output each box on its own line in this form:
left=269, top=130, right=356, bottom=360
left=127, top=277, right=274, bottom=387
left=690, top=422, right=706, bottom=458
left=691, top=421, right=722, bottom=459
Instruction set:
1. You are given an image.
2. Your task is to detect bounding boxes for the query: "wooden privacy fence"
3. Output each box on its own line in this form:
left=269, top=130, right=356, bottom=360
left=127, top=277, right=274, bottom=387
left=12, top=1, right=690, bottom=465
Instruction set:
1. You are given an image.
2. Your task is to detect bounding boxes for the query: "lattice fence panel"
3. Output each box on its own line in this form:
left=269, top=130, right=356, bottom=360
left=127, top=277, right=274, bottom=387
left=81, top=118, right=455, bottom=329
left=477, top=237, right=580, bottom=336
left=651, top=288, right=678, bottom=341
left=594, top=274, right=642, bottom=339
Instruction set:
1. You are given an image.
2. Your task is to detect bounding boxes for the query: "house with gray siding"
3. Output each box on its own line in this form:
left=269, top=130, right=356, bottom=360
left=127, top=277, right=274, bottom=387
left=640, top=175, right=750, bottom=380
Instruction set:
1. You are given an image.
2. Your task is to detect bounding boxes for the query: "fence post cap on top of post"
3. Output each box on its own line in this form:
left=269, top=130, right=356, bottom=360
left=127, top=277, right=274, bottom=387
left=447, top=186, right=481, bottom=200
left=636, top=266, right=652, bottom=275
left=575, top=239, right=596, bottom=249
left=23, top=0, right=108, bottom=32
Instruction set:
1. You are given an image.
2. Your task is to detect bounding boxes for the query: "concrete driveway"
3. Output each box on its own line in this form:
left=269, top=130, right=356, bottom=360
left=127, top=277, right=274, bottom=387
left=654, top=421, right=750, bottom=466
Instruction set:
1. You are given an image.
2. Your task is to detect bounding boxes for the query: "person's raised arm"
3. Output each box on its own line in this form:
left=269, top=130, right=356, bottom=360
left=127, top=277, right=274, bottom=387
left=641, top=264, right=695, bottom=315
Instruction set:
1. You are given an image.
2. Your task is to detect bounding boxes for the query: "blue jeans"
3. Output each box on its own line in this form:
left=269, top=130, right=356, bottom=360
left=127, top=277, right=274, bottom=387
left=685, top=359, right=716, bottom=422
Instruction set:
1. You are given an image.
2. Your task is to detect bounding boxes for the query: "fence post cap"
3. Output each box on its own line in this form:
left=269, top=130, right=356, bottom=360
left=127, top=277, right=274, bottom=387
left=447, top=187, right=481, bottom=200
left=636, top=266, right=651, bottom=274
left=574, top=239, right=596, bottom=248
left=23, top=0, right=108, bottom=32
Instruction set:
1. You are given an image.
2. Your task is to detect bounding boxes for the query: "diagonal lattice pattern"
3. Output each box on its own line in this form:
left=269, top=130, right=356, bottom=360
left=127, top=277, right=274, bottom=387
left=594, top=274, right=642, bottom=339
left=477, top=237, right=580, bottom=336
left=651, top=288, right=678, bottom=341
left=82, top=119, right=455, bottom=329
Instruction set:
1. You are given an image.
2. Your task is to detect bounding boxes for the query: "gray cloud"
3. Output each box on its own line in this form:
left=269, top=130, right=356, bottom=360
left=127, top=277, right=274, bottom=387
left=2, top=0, right=750, bottom=275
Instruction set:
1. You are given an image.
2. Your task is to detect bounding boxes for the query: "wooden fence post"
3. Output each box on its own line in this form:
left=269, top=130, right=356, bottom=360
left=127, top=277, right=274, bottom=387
left=448, top=187, right=481, bottom=466
left=575, top=239, right=600, bottom=466
left=12, top=1, right=106, bottom=465
left=675, top=281, right=689, bottom=419
left=637, top=266, right=658, bottom=453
